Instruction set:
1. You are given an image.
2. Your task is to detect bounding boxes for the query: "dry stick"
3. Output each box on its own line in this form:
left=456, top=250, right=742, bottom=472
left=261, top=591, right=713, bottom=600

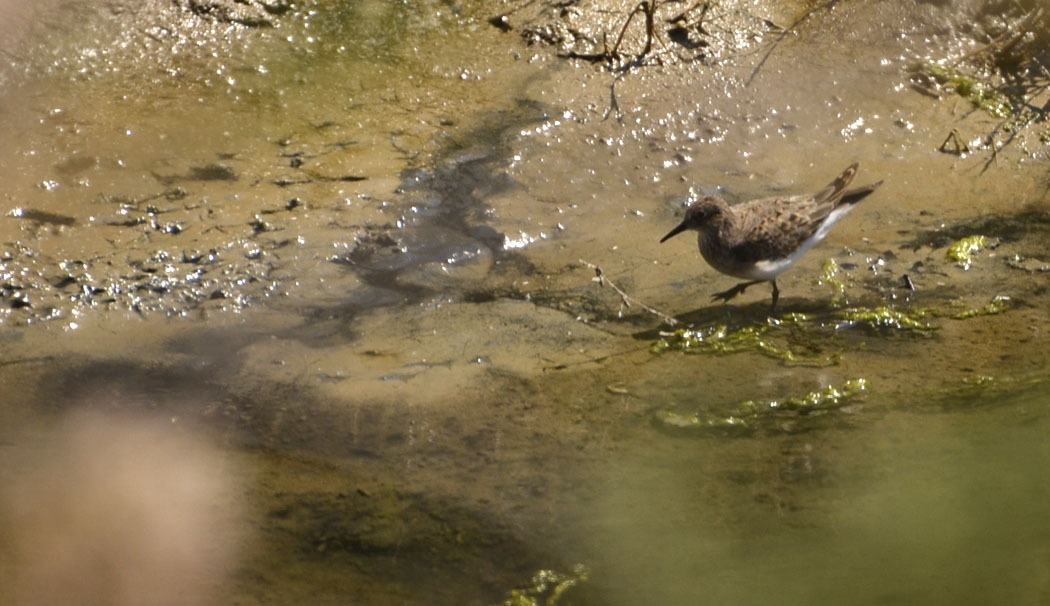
left=609, top=1, right=654, bottom=59
left=938, top=129, right=967, bottom=155
left=948, top=7, right=1043, bottom=68
left=640, top=0, right=656, bottom=57
left=608, top=3, right=643, bottom=59
left=580, top=259, right=679, bottom=326
left=603, top=1, right=660, bottom=120
left=980, top=68, right=1049, bottom=174
left=950, top=7, right=1047, bottom=174
left=605, top=71, right=626, bottom=120
left=670, top=0, right=709, bottom=26
left=746, top=0, right=843, bottom=87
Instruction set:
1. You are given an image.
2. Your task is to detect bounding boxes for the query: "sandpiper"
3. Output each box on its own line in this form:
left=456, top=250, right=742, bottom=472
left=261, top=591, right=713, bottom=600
left=660, top=163, right=882, bottom=309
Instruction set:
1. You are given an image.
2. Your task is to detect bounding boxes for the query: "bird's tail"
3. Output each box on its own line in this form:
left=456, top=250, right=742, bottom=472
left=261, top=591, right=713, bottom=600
left=840, top=180, right=883, bottom=206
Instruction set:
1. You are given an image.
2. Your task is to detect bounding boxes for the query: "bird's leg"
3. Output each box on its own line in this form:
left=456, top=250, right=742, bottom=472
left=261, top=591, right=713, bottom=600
left=769, top=279, right=780, bottom=311
left=711, top=280, right=765, bottom=303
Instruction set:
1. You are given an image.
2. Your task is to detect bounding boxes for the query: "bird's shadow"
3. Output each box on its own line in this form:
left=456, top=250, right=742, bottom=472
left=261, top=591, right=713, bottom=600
left=631, top=297, right=833, bottom=340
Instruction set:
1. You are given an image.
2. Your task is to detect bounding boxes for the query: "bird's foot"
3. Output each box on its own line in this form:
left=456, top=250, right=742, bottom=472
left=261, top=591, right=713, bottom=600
left=711, top=281, right=760, bottom=303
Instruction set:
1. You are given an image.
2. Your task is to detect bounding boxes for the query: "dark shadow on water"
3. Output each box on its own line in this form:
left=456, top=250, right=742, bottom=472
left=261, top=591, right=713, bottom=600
left=291, top=102, right=550, bottom=342
left=904, top=209, right=1050, bottom=251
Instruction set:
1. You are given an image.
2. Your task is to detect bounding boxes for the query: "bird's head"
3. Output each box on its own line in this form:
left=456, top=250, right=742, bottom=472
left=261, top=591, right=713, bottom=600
left=660, top=196, right=727, bottom=243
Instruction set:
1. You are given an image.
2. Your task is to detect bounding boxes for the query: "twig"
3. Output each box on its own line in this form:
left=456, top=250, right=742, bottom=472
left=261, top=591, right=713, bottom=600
left=669, top=1, right=709, bottom=28
left=938, top=128, right=968, bottom=155
left=609, top=1, right=659, bottom=60
left=948, top=7, right=1043, bottom=68
left=604, top=71, right=625, bottom=121
left=746, top=0, right=843, bottom=87
left=580, top=259, right=679, bottom=326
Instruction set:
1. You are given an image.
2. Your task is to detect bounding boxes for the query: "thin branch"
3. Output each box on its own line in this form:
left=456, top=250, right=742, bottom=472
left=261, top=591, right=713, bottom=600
left=580, top=259, right=679, bottom=326
left=948, top=7, right=1043, bottom=68
left=746, top=0, right=843, bottom=87
left=604, top=71, right=626, bottom=120
left=610, top=2, right=650, bottom=58
left=938, top=129, right=968, bottom=155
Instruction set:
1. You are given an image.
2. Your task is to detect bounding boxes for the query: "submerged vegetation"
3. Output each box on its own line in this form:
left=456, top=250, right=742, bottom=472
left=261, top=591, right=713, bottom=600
left=651, top=305, right=930, bottom=364
left=650, top=294, right=1012, bottom=364
left=655, top=378, right=868, bottom=433
left=496, top=565, right=589, bottom=606
left=649, top=320, right=836, bottom=365
left=950, top=294, right=1014, bottom=319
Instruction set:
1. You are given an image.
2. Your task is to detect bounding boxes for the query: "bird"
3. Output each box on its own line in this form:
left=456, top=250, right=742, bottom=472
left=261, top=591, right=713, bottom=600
left=660, top=162, right=882, bottom=310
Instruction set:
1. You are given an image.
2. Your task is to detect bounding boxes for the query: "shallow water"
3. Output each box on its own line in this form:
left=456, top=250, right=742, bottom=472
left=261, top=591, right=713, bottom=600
left=1, top=0, right=1049, bottom=604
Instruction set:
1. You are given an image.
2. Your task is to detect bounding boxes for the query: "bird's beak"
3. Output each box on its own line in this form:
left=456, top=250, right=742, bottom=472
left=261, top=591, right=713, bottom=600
left=660, top=221, right=688, bottom=243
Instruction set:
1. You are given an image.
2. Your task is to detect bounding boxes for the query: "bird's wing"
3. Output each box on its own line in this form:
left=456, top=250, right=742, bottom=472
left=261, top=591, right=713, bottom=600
left=726, top=164, right=866, bottom=263
left=729, top=195, right=828, bottom=262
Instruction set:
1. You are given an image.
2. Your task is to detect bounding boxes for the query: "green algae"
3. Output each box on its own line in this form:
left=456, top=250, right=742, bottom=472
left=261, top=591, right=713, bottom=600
left=835, top=306, right=937, bottom=333
left=651, top=294, right=1013, bottom=366
left=497, top=565, right=589, bottom=606
left=912, top=62, right=1013, bottom=118
left=950, top=294, right=1014, bottom=319
left=815, top=258, right=847, bottom=305
left=833, top=297, right=1013, bottom=330
left=927, top=373, right=1020, bottom=412
left=774, top=312, right=815, bottom=325
left=651, top=324, right=777, bottom=356
left=655, top=379, right=868, bottom=434
left=655, top=409, right=752, bottom=431
left=650, top=322, right=837, bottom=365
left=947, top=235, right=994, bottom=269
left=740, top=378, right=868, bottom=414
left=651, top=307, right=933, bottom=364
